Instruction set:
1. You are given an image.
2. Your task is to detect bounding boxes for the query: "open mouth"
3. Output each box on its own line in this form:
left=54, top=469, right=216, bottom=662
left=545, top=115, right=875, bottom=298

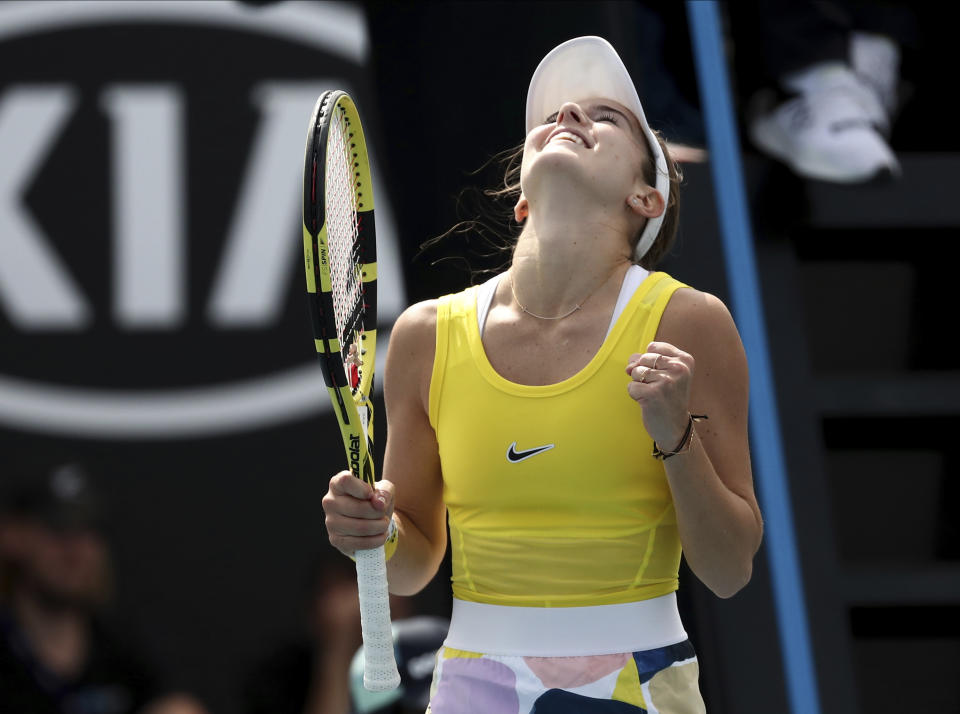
left=547, top=129, right=589, bottom=147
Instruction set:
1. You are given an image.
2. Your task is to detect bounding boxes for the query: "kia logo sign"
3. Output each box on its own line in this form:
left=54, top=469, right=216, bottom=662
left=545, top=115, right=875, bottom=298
left=0, top=1, right=405, bottom=439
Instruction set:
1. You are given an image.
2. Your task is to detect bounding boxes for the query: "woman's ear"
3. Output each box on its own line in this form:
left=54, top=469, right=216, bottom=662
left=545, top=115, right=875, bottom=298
left=514, top=195, right=529, bottom=223
left=626, top=187, right=665, bottom=219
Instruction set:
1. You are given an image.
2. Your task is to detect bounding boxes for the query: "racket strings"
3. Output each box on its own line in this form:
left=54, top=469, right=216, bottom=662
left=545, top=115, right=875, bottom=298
left=325, top=105, right=367, bottom=375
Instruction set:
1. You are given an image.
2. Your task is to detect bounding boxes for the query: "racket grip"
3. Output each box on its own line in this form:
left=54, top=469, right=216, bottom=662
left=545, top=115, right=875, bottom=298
left=355, top=546, right=401, bottom=691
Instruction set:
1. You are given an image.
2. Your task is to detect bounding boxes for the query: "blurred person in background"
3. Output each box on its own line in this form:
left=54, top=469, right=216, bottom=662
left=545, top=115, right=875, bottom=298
left=244, top=553, right=446, bottom=714
left=348, top=616, right=448, bottom=714
left=243, top=555, right=364, bottom=714
left=0, top=462, right=209, bottom=714
left=731, top=0, right=917, bottom=183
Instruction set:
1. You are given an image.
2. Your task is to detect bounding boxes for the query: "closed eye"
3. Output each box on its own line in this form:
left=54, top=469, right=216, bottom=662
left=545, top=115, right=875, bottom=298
left=543, top=110, right=619, bottom=125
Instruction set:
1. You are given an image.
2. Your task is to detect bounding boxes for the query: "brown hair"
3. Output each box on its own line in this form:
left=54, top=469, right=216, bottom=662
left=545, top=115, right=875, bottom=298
left=635, top=130, right=682, bottom=270
left=422, top=128, right=682, bottom=273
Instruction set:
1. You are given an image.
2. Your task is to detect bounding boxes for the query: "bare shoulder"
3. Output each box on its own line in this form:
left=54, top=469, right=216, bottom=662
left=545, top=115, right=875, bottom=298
left=656, top=287, right=748, bottom=400
left=658, top=289, right=750, bottom=451
left=656, top=287, right=744, bottom=360
left=392, top=298, right=439, bottom=339
left=387, top=299, right=439, bottom=369
left=385, top=299, right=440, bottom=411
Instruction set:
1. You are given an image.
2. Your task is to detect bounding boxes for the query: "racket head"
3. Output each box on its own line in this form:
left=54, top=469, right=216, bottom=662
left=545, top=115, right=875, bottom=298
left=302, top=90, right=379, bottom=488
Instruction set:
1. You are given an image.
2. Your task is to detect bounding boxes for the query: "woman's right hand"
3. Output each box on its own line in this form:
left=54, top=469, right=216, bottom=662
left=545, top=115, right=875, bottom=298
left=322, top=473, right=395, bottom=558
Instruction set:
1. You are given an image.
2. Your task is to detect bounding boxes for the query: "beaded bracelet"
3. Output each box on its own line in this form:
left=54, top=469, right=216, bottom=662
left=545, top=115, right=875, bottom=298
left=652, top=414, right=709, bottom=460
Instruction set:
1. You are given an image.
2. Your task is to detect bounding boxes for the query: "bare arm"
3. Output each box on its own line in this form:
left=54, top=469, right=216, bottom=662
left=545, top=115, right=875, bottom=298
left=321, top=300, right=447, bottom=596
left=381, top=300, right=447, bottom=595
left=626, top=288, right=763, bottom=598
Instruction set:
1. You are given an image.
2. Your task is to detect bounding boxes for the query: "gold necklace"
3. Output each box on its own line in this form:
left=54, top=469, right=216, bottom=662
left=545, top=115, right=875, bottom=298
left=508, top=270, right=610, bottom=321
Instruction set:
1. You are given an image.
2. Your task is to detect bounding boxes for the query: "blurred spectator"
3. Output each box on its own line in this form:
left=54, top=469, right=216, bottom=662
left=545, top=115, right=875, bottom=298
left=730, top=0, right=917, bottom=183
left=244, top=554, right=447, bottom=714
left=243, top=555, right=364, bottom=714
left=348, top=616, right=448, bottom=714
left=0, top=462, right=209, bottom=714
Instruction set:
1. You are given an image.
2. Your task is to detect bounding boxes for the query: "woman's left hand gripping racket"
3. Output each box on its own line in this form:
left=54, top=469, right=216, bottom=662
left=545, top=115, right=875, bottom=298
left=302, top=90, right=400, bottom=692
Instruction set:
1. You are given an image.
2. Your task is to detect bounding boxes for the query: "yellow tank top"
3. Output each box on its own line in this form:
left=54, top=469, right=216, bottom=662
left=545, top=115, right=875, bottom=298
left=428, top=271, right=688, bottom=607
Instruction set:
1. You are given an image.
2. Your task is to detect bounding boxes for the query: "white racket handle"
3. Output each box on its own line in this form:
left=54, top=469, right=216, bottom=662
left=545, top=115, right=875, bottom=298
left=355, top=546, right=401, bottom=691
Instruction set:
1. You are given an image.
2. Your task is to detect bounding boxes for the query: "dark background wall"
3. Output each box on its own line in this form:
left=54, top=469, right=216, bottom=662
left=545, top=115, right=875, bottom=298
left=1, top=2, right=956, bottom=713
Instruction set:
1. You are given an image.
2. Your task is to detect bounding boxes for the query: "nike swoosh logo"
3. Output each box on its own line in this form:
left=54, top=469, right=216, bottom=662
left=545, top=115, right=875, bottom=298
left=506, top=441, right=555, bottom=463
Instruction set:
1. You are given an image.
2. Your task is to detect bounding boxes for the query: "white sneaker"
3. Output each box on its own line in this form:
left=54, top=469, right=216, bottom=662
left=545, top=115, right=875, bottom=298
left=850, top=32, right=900, bottom=135
left=749, top=62, right=900, bottom=183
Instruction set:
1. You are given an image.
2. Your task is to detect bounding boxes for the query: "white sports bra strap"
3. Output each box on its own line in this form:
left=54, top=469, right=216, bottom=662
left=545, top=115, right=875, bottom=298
left=477, top=265, right=650, bottom=338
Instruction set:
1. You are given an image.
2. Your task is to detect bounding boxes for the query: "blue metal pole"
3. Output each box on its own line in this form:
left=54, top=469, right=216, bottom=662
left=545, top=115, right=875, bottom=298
left=684, top=3, right=822, bottom=713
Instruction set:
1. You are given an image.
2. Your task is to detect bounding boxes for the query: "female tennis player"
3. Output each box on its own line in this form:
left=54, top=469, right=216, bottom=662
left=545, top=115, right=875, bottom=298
left=323, top=36, right=763, bottom=712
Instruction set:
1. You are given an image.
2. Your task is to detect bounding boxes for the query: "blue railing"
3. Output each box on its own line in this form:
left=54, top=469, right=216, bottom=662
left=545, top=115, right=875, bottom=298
left=685, top=3, right=822, bottom=714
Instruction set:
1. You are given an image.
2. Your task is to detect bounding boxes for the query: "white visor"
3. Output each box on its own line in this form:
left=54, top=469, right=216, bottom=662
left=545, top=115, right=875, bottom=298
left=525, top=36, right=670, bottom=261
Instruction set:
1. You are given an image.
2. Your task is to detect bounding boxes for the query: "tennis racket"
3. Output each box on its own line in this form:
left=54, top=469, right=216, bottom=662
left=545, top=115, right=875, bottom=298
left=302, top=90, right=400, bottom=692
